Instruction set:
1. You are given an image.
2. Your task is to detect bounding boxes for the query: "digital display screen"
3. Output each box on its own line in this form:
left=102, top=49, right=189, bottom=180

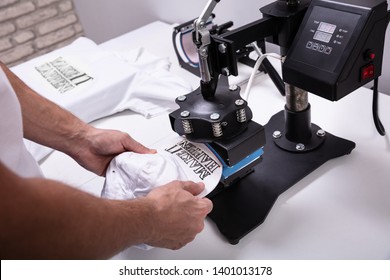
left=318, top=22, right=337, bottom=34
left=313, top=31, right=332, bottom=43
left=313, top=21, right=337, bottom=43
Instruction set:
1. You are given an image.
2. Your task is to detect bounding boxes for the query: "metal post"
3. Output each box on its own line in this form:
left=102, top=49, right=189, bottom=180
left=285, top=83, right=308, bottom=112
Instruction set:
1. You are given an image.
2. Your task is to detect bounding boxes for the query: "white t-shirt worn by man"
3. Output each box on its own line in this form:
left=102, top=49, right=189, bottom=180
left=0, top=68, right=42, bottom=178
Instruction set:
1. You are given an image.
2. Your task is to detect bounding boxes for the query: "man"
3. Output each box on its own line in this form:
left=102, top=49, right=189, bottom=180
left=0, top=61, right=213, bottom=259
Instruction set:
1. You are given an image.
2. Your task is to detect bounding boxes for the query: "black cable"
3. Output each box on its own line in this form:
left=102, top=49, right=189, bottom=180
left=371, top=11, right=390, bottom=136
left=372, top=78, right=386, bottom=136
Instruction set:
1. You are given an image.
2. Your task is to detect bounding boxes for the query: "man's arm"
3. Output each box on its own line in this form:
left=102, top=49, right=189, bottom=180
left=0, top=162, right=212, bottom=259
left=0, top=62, right=154, bottom=175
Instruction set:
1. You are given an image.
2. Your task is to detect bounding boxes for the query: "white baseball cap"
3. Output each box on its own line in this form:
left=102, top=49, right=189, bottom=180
left=101, top=134, right=222, bottom=200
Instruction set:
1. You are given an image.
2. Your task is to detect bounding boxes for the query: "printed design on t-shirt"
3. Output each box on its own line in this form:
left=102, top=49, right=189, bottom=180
left=35, top=57, right=93, bottom=94
left=165, top=139, right=221, bottom=180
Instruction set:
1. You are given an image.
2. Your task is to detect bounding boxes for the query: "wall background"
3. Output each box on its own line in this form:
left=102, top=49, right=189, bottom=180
left=0, top=0, right=83, bottom=66
left=72, top=0, right=390, bottom=95
left=73, top=0, right=273, bottom=44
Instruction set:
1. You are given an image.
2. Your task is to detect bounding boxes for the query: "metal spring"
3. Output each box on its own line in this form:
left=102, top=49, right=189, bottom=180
left=236, top=108, right=247, bottom=123
left=182, top=119, right=193, bottom=134
left=212, top=122, right=223, bottom=137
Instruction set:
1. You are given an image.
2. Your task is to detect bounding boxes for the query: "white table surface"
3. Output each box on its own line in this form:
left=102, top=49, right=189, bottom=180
left=40, top=21, right=390, bottom=260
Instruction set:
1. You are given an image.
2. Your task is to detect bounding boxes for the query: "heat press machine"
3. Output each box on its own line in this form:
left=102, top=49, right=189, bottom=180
left=170, top=0, right=390, bottom=244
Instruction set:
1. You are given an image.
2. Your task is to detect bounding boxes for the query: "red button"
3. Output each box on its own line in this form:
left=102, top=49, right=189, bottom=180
left=361, top=64, right=375, bottom=80
left=364, top=50, right=376, bottom=61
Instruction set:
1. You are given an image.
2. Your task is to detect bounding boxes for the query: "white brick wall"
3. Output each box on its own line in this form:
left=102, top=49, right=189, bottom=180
left=0, top=0, right=83, bottom=66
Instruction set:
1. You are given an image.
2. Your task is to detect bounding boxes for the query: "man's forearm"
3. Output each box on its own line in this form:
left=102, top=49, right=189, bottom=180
left=0, top=161, right=212, bottom=259
left=0, top=62, right=89, bottom=156
left=0, top=162, right=154, bottom=259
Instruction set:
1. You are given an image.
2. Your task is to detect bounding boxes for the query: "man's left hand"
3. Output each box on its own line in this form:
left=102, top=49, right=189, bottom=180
left=70, top=127, right=156, bottom=176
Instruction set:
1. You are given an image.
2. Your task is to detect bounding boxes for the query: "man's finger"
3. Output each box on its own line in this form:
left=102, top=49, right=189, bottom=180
left=199, top=197, right=213, bottom=215
left=123, top=134, right=156, bottom=154
left=181, top=181, right=205, bottom=196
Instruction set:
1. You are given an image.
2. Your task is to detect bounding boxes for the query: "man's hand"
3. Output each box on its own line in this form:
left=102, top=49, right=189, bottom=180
left=69, top=126, right=156, bottom=176
left=144, top=181, right=213, bottom=250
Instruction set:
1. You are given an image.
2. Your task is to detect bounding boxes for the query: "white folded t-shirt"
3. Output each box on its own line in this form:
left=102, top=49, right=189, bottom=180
left=11, top=37, right=192, bottom=162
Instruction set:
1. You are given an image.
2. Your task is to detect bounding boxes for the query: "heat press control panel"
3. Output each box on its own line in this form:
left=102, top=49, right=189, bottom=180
left=292, top=6, right=360, bottom=72
left=283, top=0, right=388, bottom=101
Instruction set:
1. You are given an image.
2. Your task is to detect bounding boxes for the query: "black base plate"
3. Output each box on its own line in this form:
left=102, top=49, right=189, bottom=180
left=207, top=110, right=356, bottom=244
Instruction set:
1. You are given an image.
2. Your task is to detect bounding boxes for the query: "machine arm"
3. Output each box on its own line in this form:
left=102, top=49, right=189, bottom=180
left=198, top=0, right=310, bottom=95
left=193, top=0, right=221, bottom=99
left=211, top=16, right=279, bottom=77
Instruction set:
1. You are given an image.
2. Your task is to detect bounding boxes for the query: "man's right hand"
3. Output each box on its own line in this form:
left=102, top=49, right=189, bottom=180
left=145, top=181, right=213, bottom=250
